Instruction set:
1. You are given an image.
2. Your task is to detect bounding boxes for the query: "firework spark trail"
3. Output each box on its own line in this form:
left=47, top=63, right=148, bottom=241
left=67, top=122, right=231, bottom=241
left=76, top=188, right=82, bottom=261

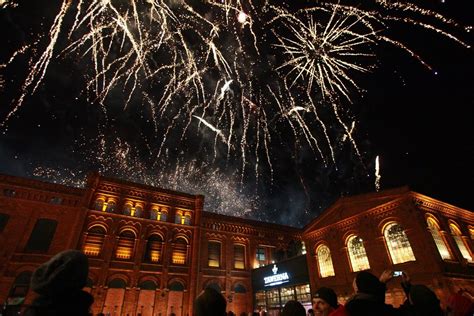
left=1, top=0, right=70, bottom=128
left=0, top=0, right=471, bottom=186
left=342, top=121, right=356, bottom=143
left=375, top=155, right=381, bottom=192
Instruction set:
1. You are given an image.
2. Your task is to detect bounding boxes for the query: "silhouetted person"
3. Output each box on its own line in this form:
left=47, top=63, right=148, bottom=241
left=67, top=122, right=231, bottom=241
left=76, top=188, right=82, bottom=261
left=345, top=271, right=399, bottom=316
left=194, top=287, right=226, bottom=316
left=23, top=249, right=94, bottom=316
left=281, top=300, right=306, bottom=316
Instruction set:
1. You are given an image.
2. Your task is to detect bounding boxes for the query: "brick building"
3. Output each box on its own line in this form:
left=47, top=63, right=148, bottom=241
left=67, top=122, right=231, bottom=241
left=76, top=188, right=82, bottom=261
left=0, top=173, right=473, bottom=315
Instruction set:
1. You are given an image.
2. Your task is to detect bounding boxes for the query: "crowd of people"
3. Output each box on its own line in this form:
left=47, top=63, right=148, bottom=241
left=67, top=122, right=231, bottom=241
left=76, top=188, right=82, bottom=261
left=6, top=250, right=474, bottom=316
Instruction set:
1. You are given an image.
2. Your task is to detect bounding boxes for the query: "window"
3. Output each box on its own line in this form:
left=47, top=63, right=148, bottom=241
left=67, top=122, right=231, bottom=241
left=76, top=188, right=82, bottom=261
left=208, top=241, right=221, bottom=267
left=175, top=212, right=183, bottom=224
left=144, top=234, right=163, bottom=263
left=450, top=223, right=473, bottom=263
left=172, top=237, right=188, bottom=265
left=347, top=235, right=370, bottom=272
left=123, top=204, right=132, bottom=216
left=93, top=199, right=104, bottom=211
left=427, top=217, right=452, bottom=260
left=151, top=207, right=168, bottom=221
left=0, top=213, right=10, bottom=233
left=316, top=244, right=335, bottom=278
left=169, top=281, right=185, bottom=291
left=133, top=205, right=143, bottom=218
left=470, top=227, right=474, bottom=240
left=3, top=189, right=16, bottom=197
left=139, top=280, right=157, bottom=291
left=105, top=201, right=116, bottom=213
left=183, top=214, right=191, bottom=225
left=82, top=226, right=106, bottom=257
left=256, top=247, right=265, bottom=266
left=108, top=278, right=127, bottom=289
left=384, top=223, right=416, bottom=264
left=9, top=271, right=32, bottom=300
left=49, top=197, right=63, bottom=205
left=234, top=284, right=247, bottom=293
left=25, top=219, right=57, bottom=253
left=234, top=245, right=245, bottom=269
left=115, top=230, right=135, bottom=260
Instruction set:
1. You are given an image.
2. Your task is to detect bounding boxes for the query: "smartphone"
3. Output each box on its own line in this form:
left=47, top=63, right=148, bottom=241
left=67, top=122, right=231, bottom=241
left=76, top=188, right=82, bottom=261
left=393, top=271, right=403, bottom=277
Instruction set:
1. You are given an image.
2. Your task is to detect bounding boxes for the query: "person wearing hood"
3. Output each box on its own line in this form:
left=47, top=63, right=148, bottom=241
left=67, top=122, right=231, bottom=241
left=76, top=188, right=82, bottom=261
left=23, top=249, right=94, bottom=316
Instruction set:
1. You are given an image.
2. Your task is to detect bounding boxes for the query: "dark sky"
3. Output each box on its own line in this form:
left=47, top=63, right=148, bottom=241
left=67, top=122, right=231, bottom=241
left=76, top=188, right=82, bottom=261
left=0, top=0, right=472, bottom=227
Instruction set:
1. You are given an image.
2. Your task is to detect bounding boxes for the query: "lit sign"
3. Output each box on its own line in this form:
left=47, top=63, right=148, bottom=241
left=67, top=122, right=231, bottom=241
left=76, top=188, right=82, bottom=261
left=264, top=265, right=290, bottom=287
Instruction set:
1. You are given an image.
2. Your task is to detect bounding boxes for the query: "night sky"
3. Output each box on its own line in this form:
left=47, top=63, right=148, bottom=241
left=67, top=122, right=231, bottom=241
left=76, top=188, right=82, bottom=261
left=0, top=0, right=472, bottom=227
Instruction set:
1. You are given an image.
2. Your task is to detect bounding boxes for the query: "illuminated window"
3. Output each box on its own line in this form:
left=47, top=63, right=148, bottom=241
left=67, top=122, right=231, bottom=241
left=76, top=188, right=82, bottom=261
left=105, top=200, right=116, bottom=213
left=144, top=234, right=163, bottom=263
left=115, top=230, right=135, bottom=260
left=82, top=226, right=106, bottom=257
left=175, top=212, right=183, bottom=224
left=234, top=245, right=245, bottom=269
left=133, top=205, right=143, bottom=218
left=427, top=217, right=452, bottom=260
left=93, top=199, right=104, bottom=211
left=208, top=241, right=221, bottom=267
left=150, top=207, right=168, bottom=221
left=256, top=247, right=265, bottom=265
left=347, top=236, right=370, bottom=272
left=123, top=203, right=132, bottom=216
left=172, top=237, right=188, bottom=265
left=384, top=223, right=416, bottom=264
left=470, top=227, right=474, bottom=240
left=316, top=244, right=335, bottom=278
left=450, top=223, right=473, bottom=263
left=183, top=214, right=191, bottom=225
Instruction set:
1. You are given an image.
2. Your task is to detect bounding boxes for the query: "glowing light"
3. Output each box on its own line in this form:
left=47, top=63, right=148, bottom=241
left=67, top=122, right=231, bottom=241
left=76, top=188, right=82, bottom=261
left=237, top=11, right=248, bottom=24
left=375, top=155, right=381, bottom=192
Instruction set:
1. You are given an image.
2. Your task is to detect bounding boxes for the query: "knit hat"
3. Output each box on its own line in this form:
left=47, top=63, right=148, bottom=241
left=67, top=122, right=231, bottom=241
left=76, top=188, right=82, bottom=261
left=314, top=287, right=338, bottom=309
left=31, top=250, right=89, bottom=296
left=282, top=300, right=306, bottom=316
left=355, top=271, right=382, bottom=296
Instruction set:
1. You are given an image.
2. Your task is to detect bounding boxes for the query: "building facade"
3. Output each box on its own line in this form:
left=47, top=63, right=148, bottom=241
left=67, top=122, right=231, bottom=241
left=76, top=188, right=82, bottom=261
left=0, top=173, right=473, bottom=315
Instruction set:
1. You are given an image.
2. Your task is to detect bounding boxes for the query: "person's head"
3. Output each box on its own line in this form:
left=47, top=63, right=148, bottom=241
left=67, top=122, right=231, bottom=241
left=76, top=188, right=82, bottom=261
left=312, top=287, right=338, bottom=316
left=31, top=249, right=89, bottom=297
left=409, top=285, right=443, bottom=316
left=281, top=300, right=306, bottom=316
left=194, top=287, right=226, bottom=316
left=354, top=271, right=382, bottom=296
left=307, top=308, right=314, bottom=316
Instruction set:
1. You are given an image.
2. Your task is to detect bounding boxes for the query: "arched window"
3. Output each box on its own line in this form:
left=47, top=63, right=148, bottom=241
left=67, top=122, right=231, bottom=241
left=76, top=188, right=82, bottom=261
left=347, top=236, right=370, bottom=272
left=83, top=226, right=106, bottom=257
left=139, top=280, right=157, bottom=290
left=105, top=200, right=116, bottom=213
left=427, top=217, right=452, bottom=260
left=183, top=213, right=191, bottom=225
left=469, top=226, right=474, bottom=240
left=175, top=212, right=183, bottom=224
left=316, top=244, right=335, bottom=278
left=234, top=284, right=247, bottom=293
left=133, top=205, right=143, bottom=218
left=206, top=282, right=221, bottom=292
left=233, top=244, right=245, bottom=269
left=123, top=203, right=132, bottom=216
left=169, top=281, right=185, bottom=291
left=450, top=223, right=473, bottom=262
left=172, top=237, right=188, bottom=265
left=384, top=223, right=416, bottom=264
left=144, top=234, right=163, bottom=263
left=208, top=241, right=221, bottom=267
left=108, top=278, right=127, bottom=288
left=93, top=199, right=104, bottom=211
left=115, top=230, right=135, bottom=260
